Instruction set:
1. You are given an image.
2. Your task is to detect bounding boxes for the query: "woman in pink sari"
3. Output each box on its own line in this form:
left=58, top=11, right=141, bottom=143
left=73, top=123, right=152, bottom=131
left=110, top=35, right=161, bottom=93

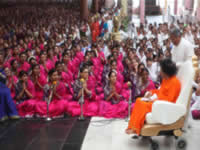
left=30, top=64, right=47, bottom=100
left=67, top=66, right=99, bottom=117
left=135, top=68, right=156, bottom=98
left=99, top=71, right=130, bottom=118
left=39, top=52, right=53, bottom=77
left=18, top=52, right=30, bottom=72
left=15, top=71, right=36, bottom=118
left=35, top=69, right=69, bottom=118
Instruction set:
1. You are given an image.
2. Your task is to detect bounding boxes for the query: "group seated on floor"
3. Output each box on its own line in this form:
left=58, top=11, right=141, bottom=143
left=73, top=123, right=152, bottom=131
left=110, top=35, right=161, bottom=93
left=0, top=5, right=200, bottom=122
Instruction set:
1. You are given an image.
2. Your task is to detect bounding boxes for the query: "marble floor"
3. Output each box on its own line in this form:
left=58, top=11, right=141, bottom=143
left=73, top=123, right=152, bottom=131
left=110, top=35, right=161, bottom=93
left=81, top=117, right=200, bottom=150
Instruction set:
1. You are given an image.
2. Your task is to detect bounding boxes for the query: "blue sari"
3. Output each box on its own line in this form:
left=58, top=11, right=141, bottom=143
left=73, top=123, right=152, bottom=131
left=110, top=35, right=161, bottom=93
left=0, top=82, right=19, bottom=121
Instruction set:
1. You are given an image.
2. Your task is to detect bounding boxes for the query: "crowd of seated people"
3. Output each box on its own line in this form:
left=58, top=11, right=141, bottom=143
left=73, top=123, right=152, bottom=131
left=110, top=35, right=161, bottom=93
left=0, top=3, right=200, bottom=121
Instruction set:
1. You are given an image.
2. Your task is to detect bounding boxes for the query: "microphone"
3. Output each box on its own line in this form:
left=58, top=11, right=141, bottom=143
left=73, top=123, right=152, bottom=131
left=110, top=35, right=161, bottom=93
left=79, top=78, right=85, bottom=121
left=46, top=81, right=57, bottom=121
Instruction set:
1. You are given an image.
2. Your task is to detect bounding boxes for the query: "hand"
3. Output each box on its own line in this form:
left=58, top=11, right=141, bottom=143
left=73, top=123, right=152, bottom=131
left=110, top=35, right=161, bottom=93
left=22, top=83, right=26, bottom=90
left=82, top=82, right=87, bottom=89
left=144, top=92, right=152, bottom=98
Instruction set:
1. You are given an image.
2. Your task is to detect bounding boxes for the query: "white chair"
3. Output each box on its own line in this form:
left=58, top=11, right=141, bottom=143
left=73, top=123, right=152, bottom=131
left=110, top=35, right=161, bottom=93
left=134, top=56, right=199, bottom=150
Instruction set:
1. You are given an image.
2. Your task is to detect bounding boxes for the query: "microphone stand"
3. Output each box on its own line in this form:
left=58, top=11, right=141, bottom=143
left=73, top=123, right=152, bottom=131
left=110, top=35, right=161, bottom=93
left=46, top=86, right=53, bottom=121
left=126, top=88, right=132, bottom=122
left=78, top=87, right=85, bottom=121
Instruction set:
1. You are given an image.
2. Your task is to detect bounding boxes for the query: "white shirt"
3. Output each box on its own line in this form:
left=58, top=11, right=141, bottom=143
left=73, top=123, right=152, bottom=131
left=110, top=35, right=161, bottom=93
left=171, top=38, right=194, bottom=66
left=146, top=62, right=159, bottom=82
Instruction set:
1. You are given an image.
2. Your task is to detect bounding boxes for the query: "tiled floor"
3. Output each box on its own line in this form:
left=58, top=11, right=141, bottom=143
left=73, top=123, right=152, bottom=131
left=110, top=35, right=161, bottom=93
left=81, top=117, right=200, bottom=150
left=0, top=117, right=91, bottom=150
left=0, top=117, right=199, bottom=150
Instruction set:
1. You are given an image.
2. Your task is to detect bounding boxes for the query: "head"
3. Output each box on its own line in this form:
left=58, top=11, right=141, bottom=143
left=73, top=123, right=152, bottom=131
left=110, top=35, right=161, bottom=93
left=146, top=58, right=153, bottom=67
left=141, top=68, right=149, bottom=83
left=108, top=71, right=117, bottom=84
left=19, top=52, right=27, bottom=63
left=80, top=66, right=89, bottom=80
left=48, top=69, right=59, bottom=82
left=110, top=60, right=117, bottom=70
left=4, top=67, right=11, bottom=77
left=55, top=61, right=63, bottom=73
left=19, top=71, right=28, bottom=82
left=160, top=58, right=177, bottom=79
left=10, top=59, right=19, bottom=70
left=32, top=64, right=40, bottom=76
left=137, top=63, right=145, bottom=75
left=169, top=28, right=182, bottom=46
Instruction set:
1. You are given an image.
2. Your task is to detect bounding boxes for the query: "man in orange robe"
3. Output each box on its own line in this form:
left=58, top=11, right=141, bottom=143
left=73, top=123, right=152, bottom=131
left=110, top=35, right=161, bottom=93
left=126, top=59, right=181, bottom=135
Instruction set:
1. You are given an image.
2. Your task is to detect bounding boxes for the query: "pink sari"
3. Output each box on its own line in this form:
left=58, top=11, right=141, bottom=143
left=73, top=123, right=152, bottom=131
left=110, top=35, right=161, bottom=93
left=16, top=80, right=36, bottom=117
left=35, top=81, right=71, bottom=118
left=67, top=77, right=99, bottom=117
left=99, top=81, right=130, bottom=118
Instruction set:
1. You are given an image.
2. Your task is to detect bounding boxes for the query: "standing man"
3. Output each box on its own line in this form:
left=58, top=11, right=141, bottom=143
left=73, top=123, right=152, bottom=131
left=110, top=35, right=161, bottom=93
left=170, top=27, right=194, bottom=67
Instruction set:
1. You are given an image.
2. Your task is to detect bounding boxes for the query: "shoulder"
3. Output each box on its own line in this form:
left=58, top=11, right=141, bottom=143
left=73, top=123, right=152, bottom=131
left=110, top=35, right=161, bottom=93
left=171, top=76, right=181, bottom=88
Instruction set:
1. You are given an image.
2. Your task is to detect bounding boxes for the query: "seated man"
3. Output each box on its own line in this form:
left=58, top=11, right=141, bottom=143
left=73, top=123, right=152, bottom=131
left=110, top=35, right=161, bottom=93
left=125, top=58, right=181, bottom=135
left=0, top=71, right=19, bottom=122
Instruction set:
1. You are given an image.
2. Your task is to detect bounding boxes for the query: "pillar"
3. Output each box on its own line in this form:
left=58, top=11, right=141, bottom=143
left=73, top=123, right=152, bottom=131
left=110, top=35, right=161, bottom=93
left=140, top=0, right=145, bottom=24
left=80, top=0, right=89, bottom=21
left=121, top=0, right=128, bottom=16
left=174, top=0, right=178, bottom=15
left=92, top=0, right=99, bottom=13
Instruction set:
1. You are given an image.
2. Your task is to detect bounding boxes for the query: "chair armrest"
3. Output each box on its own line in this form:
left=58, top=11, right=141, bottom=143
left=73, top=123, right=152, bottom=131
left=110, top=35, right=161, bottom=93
left=151, top=101, right=186, bottom=125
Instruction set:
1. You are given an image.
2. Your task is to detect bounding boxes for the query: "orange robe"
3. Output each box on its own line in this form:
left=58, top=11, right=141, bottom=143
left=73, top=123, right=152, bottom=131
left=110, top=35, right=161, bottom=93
left=128, top=76, right=181, bottom=135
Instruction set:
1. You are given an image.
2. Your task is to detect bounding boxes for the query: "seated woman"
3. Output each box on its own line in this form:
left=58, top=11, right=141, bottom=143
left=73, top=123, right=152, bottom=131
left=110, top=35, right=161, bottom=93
left=135, top=68, right=156, bottom=98
left=99, top=71, right=130, bottom=118
left=15, top=71, right=36, bottom=118
left=0, top=71, right=19, bottom=122
left=125, top=58, right=181, bottom=135
left=67, top=65, right=99, bottom=117
left=35, top=69, right=69, bottom=118
left=30, top=64, right=47, bottom=100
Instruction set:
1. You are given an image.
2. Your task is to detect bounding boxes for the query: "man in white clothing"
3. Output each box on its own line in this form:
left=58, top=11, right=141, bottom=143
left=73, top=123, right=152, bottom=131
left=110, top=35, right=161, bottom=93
left=170, top=28, right=194, bottom=67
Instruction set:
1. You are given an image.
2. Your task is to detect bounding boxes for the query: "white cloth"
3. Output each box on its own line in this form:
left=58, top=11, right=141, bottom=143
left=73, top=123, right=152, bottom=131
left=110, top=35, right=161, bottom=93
left=171, top=38, right=194, bottom=66
left=146, top=62, right=159, bottom=82
left=191, top=93, right=200, bottom=111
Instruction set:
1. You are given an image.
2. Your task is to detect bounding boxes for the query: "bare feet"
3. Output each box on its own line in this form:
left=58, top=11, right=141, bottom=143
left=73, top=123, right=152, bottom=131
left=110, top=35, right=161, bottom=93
left=125, top=128, right=135, bottom=135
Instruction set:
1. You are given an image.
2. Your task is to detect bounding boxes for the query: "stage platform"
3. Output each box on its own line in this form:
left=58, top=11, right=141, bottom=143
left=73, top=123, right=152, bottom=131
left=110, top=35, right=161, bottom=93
left=0, top=117, right=200, bottom=150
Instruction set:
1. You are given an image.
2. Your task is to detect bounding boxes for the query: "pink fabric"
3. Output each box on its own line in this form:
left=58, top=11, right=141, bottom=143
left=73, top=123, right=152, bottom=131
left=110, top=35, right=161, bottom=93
left=35, top=82, right=71, bottom=117
left=67, top=77, right=99, bottom=117
left=16, top=80, right=36, bottom=117
left=34, top=74, right=47, bottom=100
left=18, top=62, right=30, bottom=72
left=140, top=79, right=156, bottom=96
left=192, top=110, right=200, bottom=119
left=98, top=82, right=130, bottom=118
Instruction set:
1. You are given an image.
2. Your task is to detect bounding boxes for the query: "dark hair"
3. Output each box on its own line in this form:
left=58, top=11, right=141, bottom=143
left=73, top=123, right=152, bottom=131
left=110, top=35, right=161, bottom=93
left=48, top=68, right=57, bottom=77
left=108, top=70, right=117, bottom=78
left=160, top=58, right=177, bottom=77
left=80, top=65, right=88, bottom=73
left=10, top=59, right=17, bottom=66
left=19, top=71, right=28, bottom=78
left=19, top=52, right=27, bottom=57
left=137, top=63, right=145, bottom=71
left=55, top=61, right=62, bottom=68
left=141, top=67, right=149, bottom=75
left=31, top=64, right=39, bottom=71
